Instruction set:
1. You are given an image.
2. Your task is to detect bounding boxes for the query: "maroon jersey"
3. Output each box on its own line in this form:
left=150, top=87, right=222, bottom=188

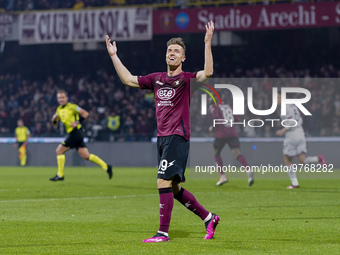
left=209, top=103, right=239, bottom=138
left=138, top=71, right=196, bottom=140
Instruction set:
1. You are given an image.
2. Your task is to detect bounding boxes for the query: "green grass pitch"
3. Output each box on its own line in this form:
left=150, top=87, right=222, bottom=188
left=0, top=166, right=339, bottom=254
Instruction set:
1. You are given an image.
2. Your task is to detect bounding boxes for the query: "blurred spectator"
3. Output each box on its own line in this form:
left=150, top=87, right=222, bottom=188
left=32, top=122, right=45, bottom=137
left=44, top=121, right=59, bottom=136
left=73, top=0, right=84, bottom=9
left=107, top=111, right=121, bottom=133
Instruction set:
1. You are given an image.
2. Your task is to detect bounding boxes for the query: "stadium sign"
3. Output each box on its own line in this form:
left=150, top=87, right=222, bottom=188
left=0, top=13, right=18, bottom=41
left=154, top=2, right=340, bottom=33
left=18, top=8, right=152, bottom=44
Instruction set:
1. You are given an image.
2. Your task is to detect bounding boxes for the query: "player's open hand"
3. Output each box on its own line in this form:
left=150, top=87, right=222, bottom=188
left=204, top=21, right=214, bottom=43
left=106, top=35, right=117, bottom=58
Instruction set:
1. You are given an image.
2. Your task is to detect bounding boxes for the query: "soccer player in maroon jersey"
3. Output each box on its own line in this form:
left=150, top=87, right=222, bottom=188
left=106, top=21, right=220, bottom=242
left=209, top=102, right=254, bottom=186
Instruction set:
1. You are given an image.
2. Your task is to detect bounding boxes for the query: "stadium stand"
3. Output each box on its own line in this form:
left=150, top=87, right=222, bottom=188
left=0, top=71, right=157, bottom=141
left=1, top=59, right=339, bottom=140
left=0, top=0, right=339, bottom=140
left=0, top=0, right=323, bottom=12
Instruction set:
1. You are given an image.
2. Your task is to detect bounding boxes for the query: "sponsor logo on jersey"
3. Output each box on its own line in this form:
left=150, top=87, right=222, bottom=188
left=157, top=87, right=176, bottom=100
left=157, top=101, right=173, bottom=107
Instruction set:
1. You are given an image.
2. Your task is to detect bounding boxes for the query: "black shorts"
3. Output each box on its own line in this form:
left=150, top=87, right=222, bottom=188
left=17, top=142, right=25, bottom=148
left=62, top=129, right=86, bottom=149
left=213, top=137, right=240, bottom=154
left=157, top=135, right=189, bottom=183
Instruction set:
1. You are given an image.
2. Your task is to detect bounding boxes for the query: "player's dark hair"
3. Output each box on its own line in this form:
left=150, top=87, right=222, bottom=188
left=167, top=37, right=186, bottom=54
left=57, top=89, right=68, bottom=96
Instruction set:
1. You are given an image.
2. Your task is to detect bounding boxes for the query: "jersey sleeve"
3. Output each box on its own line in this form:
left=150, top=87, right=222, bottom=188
left=69, top=103, right=81, bottom=113
left=138, top=73, right=157, bottom=90
left=187, top=72, right=197, bottom=81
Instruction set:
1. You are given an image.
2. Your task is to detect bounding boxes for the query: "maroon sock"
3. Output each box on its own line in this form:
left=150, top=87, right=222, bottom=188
left=174, top=188, right=209, bottom=220
left=215, top=155, right=225, bottom=176
left=158, top=187, right=174, bottom=234
left=237, top=154, right=249, bottom=167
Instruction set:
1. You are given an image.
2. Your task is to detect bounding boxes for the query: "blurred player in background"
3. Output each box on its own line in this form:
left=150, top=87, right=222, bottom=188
left=15, top=119, right=30, bottom=166
left=209, top=102, right=254, bottom=186
left=50, top=90, right=112, bottom=181
left=276, top=90, right=327, bottom=189
left=106, top=21, right=220, bottom=242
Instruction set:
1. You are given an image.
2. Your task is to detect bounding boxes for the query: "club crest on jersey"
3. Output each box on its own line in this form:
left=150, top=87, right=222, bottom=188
left=174, top=80, right=181, bottom=86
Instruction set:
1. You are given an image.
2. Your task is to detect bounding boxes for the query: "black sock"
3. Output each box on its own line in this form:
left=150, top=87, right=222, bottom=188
left=205, top=219, right=211, bottom=229
left=154, top=232, right=168, bottom=237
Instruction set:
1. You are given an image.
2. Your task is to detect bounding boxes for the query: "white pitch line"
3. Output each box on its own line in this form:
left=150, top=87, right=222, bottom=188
left=2, top=189, right=338, bottom=203
left=0, top=194, right=157, bottom=203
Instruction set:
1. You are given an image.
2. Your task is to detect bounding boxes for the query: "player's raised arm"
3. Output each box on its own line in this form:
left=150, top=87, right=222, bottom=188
left=106, top=35, right=140, bottom=88
left=197, top=21, right=214, bottom=83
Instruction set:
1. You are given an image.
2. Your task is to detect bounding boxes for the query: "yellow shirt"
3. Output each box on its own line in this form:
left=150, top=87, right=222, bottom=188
left=15, top=126, right=30, bottom=142
left=56, top=103, right=82, bottom=133
left=107, top=115, right=121, bottom=131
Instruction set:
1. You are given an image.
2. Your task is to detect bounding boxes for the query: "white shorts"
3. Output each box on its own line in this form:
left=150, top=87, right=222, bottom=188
left=283, top=137, right=307, bottom=157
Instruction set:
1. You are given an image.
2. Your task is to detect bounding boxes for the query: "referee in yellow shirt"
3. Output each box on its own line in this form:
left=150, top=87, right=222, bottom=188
left=50, top=89, right=112, bottom=181
left=15, top=119, right=30, bottom=166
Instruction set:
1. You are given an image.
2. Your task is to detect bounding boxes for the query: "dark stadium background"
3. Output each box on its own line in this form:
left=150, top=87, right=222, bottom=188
left=0, top=0, right=339, bottom=167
